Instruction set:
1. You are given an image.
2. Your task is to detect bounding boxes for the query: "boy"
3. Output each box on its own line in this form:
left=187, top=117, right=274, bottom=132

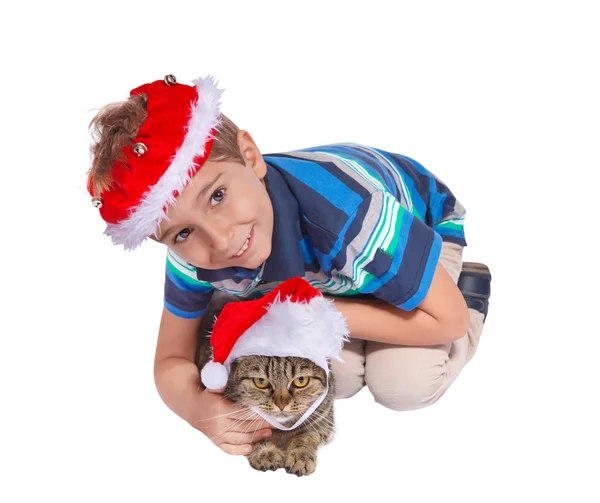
left=87, top=74, right=491, bottom=456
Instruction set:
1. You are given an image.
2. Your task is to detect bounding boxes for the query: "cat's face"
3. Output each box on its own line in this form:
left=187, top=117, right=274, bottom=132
left=225, top=356, right=327, bottom=427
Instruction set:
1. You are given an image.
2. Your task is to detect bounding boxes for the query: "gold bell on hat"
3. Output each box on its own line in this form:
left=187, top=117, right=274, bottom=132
left=132, top=142, right=147, bottom=157
left=164, top=74, right=177, bottom=86
left=91, top=197, right=103, bottom=208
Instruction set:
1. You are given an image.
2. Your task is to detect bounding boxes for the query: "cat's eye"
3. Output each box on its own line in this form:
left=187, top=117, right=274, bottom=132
left=253, top=377, right=270, bottom=389
left=293, top=376, right=310, bottom=388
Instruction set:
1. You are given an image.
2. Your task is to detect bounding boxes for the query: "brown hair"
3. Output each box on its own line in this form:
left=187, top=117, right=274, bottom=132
left=87, top=93, right=243, bottom=196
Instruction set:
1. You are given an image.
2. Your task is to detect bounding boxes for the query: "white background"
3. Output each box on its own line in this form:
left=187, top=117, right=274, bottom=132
left=1, top=1, right=599, bottom=501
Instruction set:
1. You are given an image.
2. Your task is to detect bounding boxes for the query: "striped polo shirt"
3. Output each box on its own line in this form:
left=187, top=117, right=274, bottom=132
left=164, top=143, right=466, bottom=319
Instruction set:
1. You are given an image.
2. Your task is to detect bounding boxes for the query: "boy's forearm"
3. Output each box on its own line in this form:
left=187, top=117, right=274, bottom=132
left=331, top=297, right=462, bottom=346
left=154, top=356, right=203, bottom=425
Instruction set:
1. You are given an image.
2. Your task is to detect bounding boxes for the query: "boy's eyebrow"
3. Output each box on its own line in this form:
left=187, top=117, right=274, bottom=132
left=196, top=172, right=224, bottom=204
left=156, top=172, right=224, bottom=243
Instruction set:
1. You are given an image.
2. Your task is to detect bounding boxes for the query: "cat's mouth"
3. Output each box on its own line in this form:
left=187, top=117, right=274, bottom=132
left=269, top=412, right=301, bottom=425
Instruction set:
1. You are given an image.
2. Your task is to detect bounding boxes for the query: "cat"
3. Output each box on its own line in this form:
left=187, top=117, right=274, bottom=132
left=195, top=292, right=336, bottom=477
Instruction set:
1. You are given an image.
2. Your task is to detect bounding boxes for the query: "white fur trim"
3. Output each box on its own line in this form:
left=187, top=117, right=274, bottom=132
left=105, top=76, right=223, bottom=250
left=223, top=295, right=350, bottom=372
left=201, top=361, right=229, bottom=390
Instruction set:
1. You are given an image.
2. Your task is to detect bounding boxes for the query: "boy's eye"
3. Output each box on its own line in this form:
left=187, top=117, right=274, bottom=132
left=174, top=228, right=192, bottom=244
left=210, top=188, right=226, bottom=207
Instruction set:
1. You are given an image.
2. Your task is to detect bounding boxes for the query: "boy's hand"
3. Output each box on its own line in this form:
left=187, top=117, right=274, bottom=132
left=153, top=355, right=273, bottom=457
left=191, top=388, right=273, bottom=456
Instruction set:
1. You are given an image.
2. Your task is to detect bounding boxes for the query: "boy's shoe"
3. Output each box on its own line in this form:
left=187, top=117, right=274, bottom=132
left=457, top=262, right=491, bottom=321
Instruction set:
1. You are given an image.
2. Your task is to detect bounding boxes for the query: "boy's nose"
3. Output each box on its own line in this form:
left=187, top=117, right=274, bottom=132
left=210, top=233, right=230, bottom=252
left=203, top=225, right=233, bottom=252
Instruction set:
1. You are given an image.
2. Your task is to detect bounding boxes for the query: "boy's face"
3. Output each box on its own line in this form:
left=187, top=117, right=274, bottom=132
left=154, top=131, right=273, bottom=270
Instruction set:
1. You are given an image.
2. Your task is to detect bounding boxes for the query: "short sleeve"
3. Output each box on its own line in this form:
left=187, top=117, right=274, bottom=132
left=340, top=191, right=442, bottom=311
left=429, top=178, right=467, bottom=246
left=164, top=250, right=214, bottom=319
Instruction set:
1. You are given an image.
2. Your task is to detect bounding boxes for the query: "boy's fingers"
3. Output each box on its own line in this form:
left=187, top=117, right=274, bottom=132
left=214, top=429, right=271, bottom=446
left=226, top=408, right=272, bottom=428
left=232, top=417, right=274, bottom=431
left=227, top=407, right=256, bottom=419
left=221, top=443, right=253, bottom=456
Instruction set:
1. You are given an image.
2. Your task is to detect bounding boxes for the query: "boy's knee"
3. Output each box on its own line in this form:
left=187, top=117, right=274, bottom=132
left=330, top=338, right=366, bottom=399
left=365, top=354, right=449, bottom=411
left=330, top=358, right=364, bottom=399
left=369, top=379, right=446, bottom=411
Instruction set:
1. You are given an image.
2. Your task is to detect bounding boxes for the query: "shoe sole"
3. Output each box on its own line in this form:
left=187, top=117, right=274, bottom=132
left=461, top=262, right=491, bottom=279
left=458, top=262, right=491, bottom=321
left=457, top=262, right=491, bottom=300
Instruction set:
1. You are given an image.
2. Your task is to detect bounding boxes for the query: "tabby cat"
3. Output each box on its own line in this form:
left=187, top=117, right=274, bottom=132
left=196, top=293, right=336, bottom=477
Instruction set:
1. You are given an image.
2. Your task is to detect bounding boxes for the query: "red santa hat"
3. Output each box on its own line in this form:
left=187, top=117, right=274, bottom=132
left=200, top=277, right=350, bottom=391
left=88, top=74, right=222, bottom=250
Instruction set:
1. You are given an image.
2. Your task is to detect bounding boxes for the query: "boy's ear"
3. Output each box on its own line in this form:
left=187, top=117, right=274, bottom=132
left=237, top=130, right=267, bottom=179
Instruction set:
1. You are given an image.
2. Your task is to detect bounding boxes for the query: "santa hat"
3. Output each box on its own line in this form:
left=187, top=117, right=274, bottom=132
left=88, top=74, right=222, bottom=250
left=200, top=277, right=350, bottom=391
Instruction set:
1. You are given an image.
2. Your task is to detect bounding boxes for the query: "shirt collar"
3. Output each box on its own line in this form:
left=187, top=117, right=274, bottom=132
left=260, top=162, right=306, bottom=282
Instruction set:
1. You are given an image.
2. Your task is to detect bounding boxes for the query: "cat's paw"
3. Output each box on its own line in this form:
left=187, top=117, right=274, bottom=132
left=247, top=445, right=285, bottom=472
left=284, top=448, right=317, bottom=477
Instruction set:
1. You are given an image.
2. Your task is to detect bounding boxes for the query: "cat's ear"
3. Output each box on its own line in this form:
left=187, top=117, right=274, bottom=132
left=209, top=293, right=243, bottom=320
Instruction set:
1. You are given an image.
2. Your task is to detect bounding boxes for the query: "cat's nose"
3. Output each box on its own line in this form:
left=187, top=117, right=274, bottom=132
left=274, top=390, right=290, bottom=411
left=274, top=398, right=288, bottom=411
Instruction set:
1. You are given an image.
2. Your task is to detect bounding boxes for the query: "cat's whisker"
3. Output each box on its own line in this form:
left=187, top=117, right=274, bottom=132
left=209, top=414, right=259, bottom=443
left=235, top=415, right=269, bottom=445
left=193, top=407, right=254, bottom=423
left=197, top=352, right=334, bottom=465
left=311, top=412, right=334, bottom=424
left=306, top=411, right=335, bottom=429
left=304, top=417, right=318, bottom=432
left=313, top=417, right=335, bottom=429
left=206, top=409, right=262, bottom=444
left=227, top=413, right=261, bottom=431
left=242, top=416, right=265, bottom=442
left=307, top=412, right=330, bottom=425
left=197, top=412, right=257, bottom=435
left=209, top=423, right=237, bottom=444
left=233, top=411, right=265, bottom=430
left=305, top=417, right=327, bottom=438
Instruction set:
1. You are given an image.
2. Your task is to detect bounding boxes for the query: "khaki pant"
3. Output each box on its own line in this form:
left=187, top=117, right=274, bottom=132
left=330, top=242, right=485, bottom=411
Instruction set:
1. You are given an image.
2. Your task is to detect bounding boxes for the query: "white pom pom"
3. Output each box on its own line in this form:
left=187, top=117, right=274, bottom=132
left=201, top=361, right=229, bottom=390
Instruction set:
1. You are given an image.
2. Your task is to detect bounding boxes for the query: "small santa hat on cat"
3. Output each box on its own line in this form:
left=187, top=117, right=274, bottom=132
left=200, top=277, right=350, bottom=391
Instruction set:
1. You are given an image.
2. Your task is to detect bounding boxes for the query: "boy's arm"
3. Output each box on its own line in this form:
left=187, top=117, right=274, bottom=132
left=153, top=308, right=203, bottom=424
left=153, top=307, right=274, bottom=455
left=157, top=249, right=216, bottom=420
left=331, top=262, right=469, bottom=346
left=320, top=188, right=469, bottom=346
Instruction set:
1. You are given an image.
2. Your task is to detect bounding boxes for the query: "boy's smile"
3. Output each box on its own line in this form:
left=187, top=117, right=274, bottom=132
left=154, top=132, right=274, bottom=271
left=230, top=225, right=255, bottom=259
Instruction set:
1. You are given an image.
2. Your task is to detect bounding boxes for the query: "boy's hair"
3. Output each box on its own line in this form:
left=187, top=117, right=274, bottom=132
left=88, top=93, right=243, bottom=197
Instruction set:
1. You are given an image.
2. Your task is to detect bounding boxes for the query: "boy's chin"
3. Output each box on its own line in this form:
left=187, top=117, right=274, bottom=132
left=240, top=257, right=263, bottom=269
left=241, top=249, right=270, bottom=270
